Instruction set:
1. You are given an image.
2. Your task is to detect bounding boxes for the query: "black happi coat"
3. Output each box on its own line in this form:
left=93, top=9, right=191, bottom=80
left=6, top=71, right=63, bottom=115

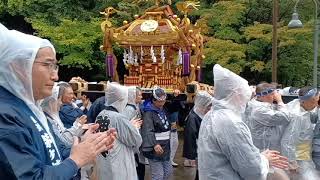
left=183, top=110, right=202, bottom=160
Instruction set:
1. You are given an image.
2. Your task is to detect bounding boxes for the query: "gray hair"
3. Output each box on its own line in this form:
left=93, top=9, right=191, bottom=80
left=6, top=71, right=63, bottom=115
left=57, top=82, right=72, bottom=99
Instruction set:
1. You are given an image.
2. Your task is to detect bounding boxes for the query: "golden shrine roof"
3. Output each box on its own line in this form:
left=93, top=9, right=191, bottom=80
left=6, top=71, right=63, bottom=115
left=113, top=12, right=180, bottom=46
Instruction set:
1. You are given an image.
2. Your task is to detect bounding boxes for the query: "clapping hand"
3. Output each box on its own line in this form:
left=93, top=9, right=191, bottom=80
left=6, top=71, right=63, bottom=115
left=77, top=115, right=87, bottom=125
left=173, top=89, right=180, bottom=97
left=131, top=118, right=143, bottom=129
left=288, top=161, right=299, bottom=173
left=261, top=150, right=288, bottom=169
left=69, top=124, right=117, bottom=168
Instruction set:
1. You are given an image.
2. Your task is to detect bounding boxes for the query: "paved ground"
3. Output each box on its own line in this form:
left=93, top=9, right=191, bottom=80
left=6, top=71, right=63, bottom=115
left=145, top=131, right=197, bottom=180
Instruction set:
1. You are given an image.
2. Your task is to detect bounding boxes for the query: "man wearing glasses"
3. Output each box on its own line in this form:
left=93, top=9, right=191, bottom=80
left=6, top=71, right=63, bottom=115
left=0, top=23, right=117, bottom=179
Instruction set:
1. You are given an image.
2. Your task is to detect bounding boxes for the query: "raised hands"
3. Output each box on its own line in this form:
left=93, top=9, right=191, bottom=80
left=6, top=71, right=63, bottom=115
left=131, top=118, right=143, bottom=129
left=273, top=91, right=284, bottom=105
left=173, top=89, right=181, bottom=97
left=77, top=115, right=87, bottom=125
left=69, top=124, right=117, bottom=168
left=288, top=160, right=299, bottom=173
left=261, top=150, right=288, bottom=169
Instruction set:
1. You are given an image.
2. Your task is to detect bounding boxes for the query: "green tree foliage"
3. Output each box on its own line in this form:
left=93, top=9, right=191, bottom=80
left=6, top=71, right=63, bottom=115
left=197, top=0, right=315, bottom=86
left=204, top=38, right=246, bottom=74
left=278, top=24, right=313, bottom=86
left=0, top=0, right=142, bottom=81
left=31, top=18, right=103, bottom=68
left=0, top=0, right=317, bottom=86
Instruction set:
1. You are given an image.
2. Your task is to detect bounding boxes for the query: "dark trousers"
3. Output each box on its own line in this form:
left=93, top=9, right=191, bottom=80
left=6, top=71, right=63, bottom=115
left=135, top=154, right=145, bottom=180
left=137, top=162, right=145, bottom=180
left=195, top=169, right=199, bottom=180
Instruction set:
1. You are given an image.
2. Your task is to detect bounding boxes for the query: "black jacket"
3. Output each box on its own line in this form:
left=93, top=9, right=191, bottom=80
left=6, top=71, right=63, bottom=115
left=141, top=102, right=171, bottom=161
left=183, top=110, right=202, bottom=160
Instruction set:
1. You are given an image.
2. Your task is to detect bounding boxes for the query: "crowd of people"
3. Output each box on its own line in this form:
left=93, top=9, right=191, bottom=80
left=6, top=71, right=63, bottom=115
left=1, top=23, right=320, bottom=180
left=0, top=23, right=117, bottom=180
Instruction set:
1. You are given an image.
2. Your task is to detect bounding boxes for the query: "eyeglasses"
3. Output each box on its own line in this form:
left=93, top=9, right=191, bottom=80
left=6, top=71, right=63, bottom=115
left=34, top=61, right=59, bottom=72
left=256, top=88, right=275, bottom=97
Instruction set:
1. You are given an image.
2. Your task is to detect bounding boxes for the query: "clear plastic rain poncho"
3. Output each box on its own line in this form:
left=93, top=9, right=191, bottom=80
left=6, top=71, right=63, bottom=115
left=193, top=91, right=212, bottom=119
left=127, top=86, right=137, bottom=105
left=198, top=64, right=269, bottom=180
left=41, top=83, right=62, bottom=126
left=0, top=23, right=55, bottom=132
left=245, top=96, right=290, bottom=152
left=105, top=81, right=128, bottom=113
left=313, top=109, right=320, bottom=170
left=97, top=82, right=142, bottom=180
left=0, top=23, right=61, bottom=159
left=41, top=84, right=83, bottom=147
left=122, top=86, right=139, bottom=120
left=281, top=89, right=320, bottom=180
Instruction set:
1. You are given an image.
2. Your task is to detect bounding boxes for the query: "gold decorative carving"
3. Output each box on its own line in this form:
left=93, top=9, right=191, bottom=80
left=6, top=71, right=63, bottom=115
left=100, top=2, right=205, bottom=90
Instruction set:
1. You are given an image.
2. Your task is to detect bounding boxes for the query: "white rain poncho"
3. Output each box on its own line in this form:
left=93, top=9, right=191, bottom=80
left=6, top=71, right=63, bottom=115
left=122, top=86, right=145, bottom=164
left=281, top=98, right=320, bottom=180
left=313, top=109, right=320, bottom=170
left=104, top=82, right=128, bottom=113
left=198, top=64, right=269, bottom=180
left=193, top=91, right=212, bottom=119
left=0, top=23, right=61, bottom=158
left=245, top=98, right=290, bottom=152
left=96, top=82, right=142, bottom=180
left=41, top=84, right=83, bottom=147
left=0, top=23, right=54, bottom=132
left=127, top=86, right=137, bottom=105
left=122, top=86, right=140, bottom=120
left=0, top=23, right=82, bottom=179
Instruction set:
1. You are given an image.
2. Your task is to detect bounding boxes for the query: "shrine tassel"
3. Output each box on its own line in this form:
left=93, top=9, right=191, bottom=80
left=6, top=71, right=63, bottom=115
left=106, top=54, right=114, bottom=77
left=182, top=51, right=190, bottom=76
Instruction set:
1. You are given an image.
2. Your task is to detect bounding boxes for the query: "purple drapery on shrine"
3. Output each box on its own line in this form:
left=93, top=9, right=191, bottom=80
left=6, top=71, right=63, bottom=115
left=106, top=54, right=114, bottom=77
left=182, top=51, right=190, bottom=76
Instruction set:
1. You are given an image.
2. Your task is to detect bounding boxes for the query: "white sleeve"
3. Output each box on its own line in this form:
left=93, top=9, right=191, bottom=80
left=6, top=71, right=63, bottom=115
left=259, top=153, right=269, bottom=180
